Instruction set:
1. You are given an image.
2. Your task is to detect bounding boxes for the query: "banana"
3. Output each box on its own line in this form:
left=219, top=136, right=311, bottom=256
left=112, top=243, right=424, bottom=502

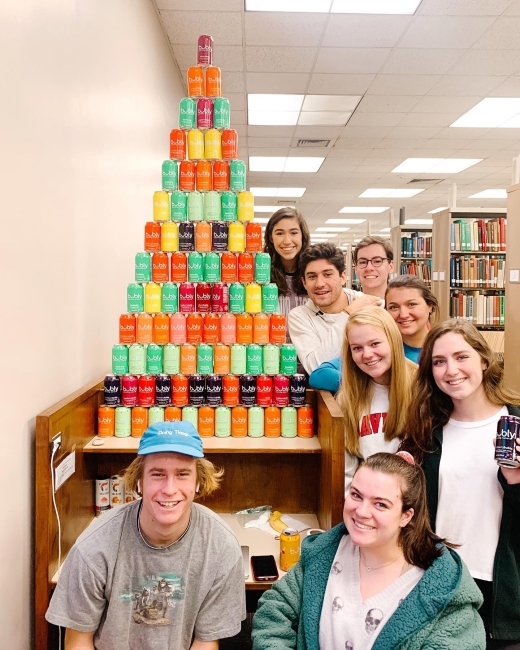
left=269, top=510, right=289, bottom=534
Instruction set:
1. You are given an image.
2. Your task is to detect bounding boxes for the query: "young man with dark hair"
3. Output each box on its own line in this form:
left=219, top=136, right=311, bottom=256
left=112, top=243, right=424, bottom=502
left=353, top=235, right=394, bottom=299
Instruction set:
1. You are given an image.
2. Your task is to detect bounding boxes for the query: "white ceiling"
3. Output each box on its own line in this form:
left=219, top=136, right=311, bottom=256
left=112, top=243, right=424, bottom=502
left=155, top=0, right=520, bottom=242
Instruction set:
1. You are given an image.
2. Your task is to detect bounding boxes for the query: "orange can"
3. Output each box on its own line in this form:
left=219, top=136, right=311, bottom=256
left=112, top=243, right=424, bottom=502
left=172, top=375, right=189, bottom=407
left=221, top=129, right=238, bottom=160
left=212, top=160, right=230, bottom=191
left=186, top=313, right=203, bottom=344
left=165, top=406, right=182, bottom=422
left=220, top=313, right=237, bottom=345
left=98, top=406, right=115, bottom=437
left=253, top=313, right=270, bottom=345
left=170, top=129, right=187, bottom=161
left=170, top=252, right=188, bottom=282
left=169, top=313, right=187, bottom=344
left=187, top=66, right=205, bottom=97
left=179, top=160, right=196, bottom=192
left=238, top=252, right=254, bottom=283
left=205, top=66, right=222, bottom=98
left=265, top=406, right=281, bottom=437
left=236, top=313, right=253, bottom=345
left=137, top=313, right=153, bottom=345
left=195, top=221, right=212, bottom=252
left=119, top=314, right=136, bottom=345
left=180, top=343, right=197, bottom=375
left=221, top=252, right=237, bottom=283
left=231, top=405, right=248, bottom=437
left=152, top=252, right=169, bottom=283
left=153, top=313, right=170, bottom=345
left=246, top=222, right=263, bottom=253
left=203, top=313, right=220, bottom=344
left=223, top=374, right=240, bottom=406
left=269, top=314, right=287, bottom=345
left=297, top=406, right=314, bottom=438
left=131, top=406, right=148, bottom=438
left=145, top=222, right=162, bottom=252
left=196, top=160, right=212, bottom=191
left=199, top=406, right=215, bottom=437
left=214, top=344, right=230, bottom=375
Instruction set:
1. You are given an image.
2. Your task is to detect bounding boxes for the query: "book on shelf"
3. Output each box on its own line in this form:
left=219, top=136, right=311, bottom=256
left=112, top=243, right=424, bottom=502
left=450, top=291, right=505, bottom=327
left=400, top=259, right=431, bottom=283
left=449, top=256, right=505, bottom=288
left=450, top=217, right=506, bottom=252
left=401, top=232, right=432, bottom=258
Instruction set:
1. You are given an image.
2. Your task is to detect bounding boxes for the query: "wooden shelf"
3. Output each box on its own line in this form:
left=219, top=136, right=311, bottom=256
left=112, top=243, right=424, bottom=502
left=401, top=256, right=432, bottom=260
left=450, top=286, right=505, bottom=291
left=451, top=250, right=505, bottom=255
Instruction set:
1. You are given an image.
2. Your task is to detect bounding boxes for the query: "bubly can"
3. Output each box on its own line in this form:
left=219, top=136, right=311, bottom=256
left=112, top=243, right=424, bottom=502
left=214, top=343, right=231, bottom=374
left=165, top=406, right=182, bottom=422
left=211, top=283, right=229, bottom=313
left=162, top=159, right=179, bottom=191
left=131, top=406, right=148, bottom=438
left=197, top=97, right=214, bottom=130
left=256, top=375, right=273, bottom=407
left=213, top=97, right=230, bottom=130
left=247, top=223, right=264, bottom=254
left=179, top=97, right=197, bottom=130
left=95, top=477, right=110, bottom=516
left=274, top=375, right=290, bottom=407
left=231, top=405, right=248, bottom=437
left=127, top=283, right=144, bottom=313
left=262, top=283, right=279, bottom=313
left=187, top=191, right=203, bottom=222
left=246, top=344, right=263, bottom=375
left=144, top=282, right=161, bottom=314
left=240, top=374, right=257, bottom=406
left=212, top=222, right=228, bottom=251
left=253, top=313, right=270, bottom=345
left=198, top=406, right=215, bottom=437
left=195, top=221, right=212, bottom=252
left=153, top=191, right=170, bottom=222
left=221, top=191, right=237, bottom=221
left=228, top=221, right=245, bottom=252
left=189, top=374, right=205, bottom=406
left=223, top=374, right=240, bottom=407
left=221, top=252, right=238, bottom=283
left=203, top=251, right=221, bottom=283
left=186, top=313, right=203, bottom=344
left=137, top=374, right=155, bottom=407
left=495, top=415, right=520, bottom=468
left=187, top=65, right=205, bottom=97
left=280, top=529, right=300, bottom=572
left=230, top=344, right=247, bottom=375
left=206, top=374, right=223, bottom=406
left=163, top=343, right=180, bottom=374
left=263, top=344, right=280, bottom=375
left=172, top=374, right=189, bottom=407
left=290, top=375, right=307, bottom=407
left=213, top=161, right=230, bottom=192
left=135, top=253, right=151, bottom=283
left=297, top=406, right=314, bottom=438
left=245, top=283, right=262, bottom=314
left=170, top=252, right=187, bottom=283
left=179, top=222, right=195, bottom=252
left=179, top=282, right=196, bottom=313
left=152, top=252, right=169, bottom=283
left=197, top=343, right=214, bottom=375
left=182, top=405, right=199, bottom=429
left=170, top=190, right=188, bottom=221
left=187, top=129, right=205, bottom=161
left=280, top=344, right=298, bottom=375
left=215, top=405, right=231, bottom=437
left=206, top=66, right=221, bottom=97
left=196, top=159, right=212, bottom=192
left=112, top=344, right=129, bottom=375
left=195, top=282, right=212, bottom=313
left=137, top=313, right=153, bottom=345
left=115, top=406, right=132, bottom=437
left=281, top=406, right=297, bottom=438
left=238, top=252, right=254, bottom=283
left=221, top=129, right=238, bottom=160
left=161, top=221, right=179, bottom=252
left=169, top=129, right=186, bottom=161
left=205, top=129, right=222, bottom=160
left=148, top=406, right=165, bottom=425
left=104, top=375, right=121, bottom=406
left=119, top=314, right=136, bottom=345
left=204, top=191, right=222, bottom=222
left=270, top=314, right=287, bottom=344
left=230, top=160, right=247, bottom=192
left=197, top=34, right=213, bottom=67
left=154, top=313, right=170, bottom=345
left=161, top=283, right=179, bottom=313
left=248, top=406, right=264, bottom=438
left=220, top=314, right=236, bottom=345
left=237, top=313, right=253, bottom=345
left=155, top=374, right=172, bottom=406
left=169, top=313, right=187, bottom=345
left=265, top=406, right=281, bottom=437
left=229, top=283, right=245, bottom=313
left=188, top=252, right=204, bottom=282
left=180, top=343, right=197, bottom=375
left=237, top=191, right=254, bottom=222
left=145, top=221, right=162, bottom=251
left=146, top=344, right=163, bottom=375
left=203, top=313, right=220, bottom=344
left=179, top=160, right=196, bottom=192
left=129, top=344, right=146, bottom=375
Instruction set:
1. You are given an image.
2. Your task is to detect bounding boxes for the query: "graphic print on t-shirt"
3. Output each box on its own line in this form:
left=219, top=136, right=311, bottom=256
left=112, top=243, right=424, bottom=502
left=359, top=412, right=387, bottom=437
left=365, top=608, right=383, bottom=635
left=121, top=573, right=185, bottom=627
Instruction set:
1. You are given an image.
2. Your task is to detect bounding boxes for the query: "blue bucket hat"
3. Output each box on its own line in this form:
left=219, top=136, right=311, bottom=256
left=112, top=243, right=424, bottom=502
left=137, top=421, right=204, bottom=458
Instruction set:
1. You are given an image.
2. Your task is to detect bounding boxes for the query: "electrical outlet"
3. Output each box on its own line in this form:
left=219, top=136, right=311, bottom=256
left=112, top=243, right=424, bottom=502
left=51, top=432, right=62, bottom=451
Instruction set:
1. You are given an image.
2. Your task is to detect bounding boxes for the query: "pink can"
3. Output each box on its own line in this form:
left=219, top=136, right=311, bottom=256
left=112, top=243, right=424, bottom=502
left=197, top=98, right=214, bottom=130
left=211, top=283, right=229, bottom=313
left=169, top=313, right=187, bottom=345
left=121, top=375, right=138, bottom=407
left=197, top=34, right=214, bottom=67
left=273, top=374, right=290, bottom=407
left=179, top=282, right=196, bottom=313
left=220, top=313, right=237, bottom=345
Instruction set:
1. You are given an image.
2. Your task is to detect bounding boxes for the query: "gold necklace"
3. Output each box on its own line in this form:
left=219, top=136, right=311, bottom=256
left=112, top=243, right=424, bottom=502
left=360, top=555, right=402, bottom=572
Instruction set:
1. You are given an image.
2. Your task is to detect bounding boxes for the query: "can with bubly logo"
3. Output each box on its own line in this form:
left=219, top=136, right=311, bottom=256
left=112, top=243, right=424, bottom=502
left=179, top=283, right=196, bottom=313
left=240, top=374, right=256, bottom=406
left=228, top=221, right=245, bottom=252
left=246, top=223, right=263, bottom=253
left=152, top=252, right=169, bottom=283
left=199, top=406, right=215, bottom=437
left=189, top=374, right=205, bottom=406
left=204, top=190, right=221, bottom=222
left=245, top=283, right=262, bottom=314
left=253, top=313, right=269, bottom=344
left=148, top=406, right=165, bottom=425
left=203, top=252, right=221, bottom=283
left=231, top=406, right=248, bottom=437
left=153, top=313, right=170, bottom=345
left=131, top=406, right=148, bottom=437
left=221, top=252, right=238, bottom=283
left=206, top=375, right=223, bottom=406
left=119, top=314, right=136, bottom=345
left=161, top=222, right=179, bottom=252
left=197, top=343, right=214, bottom=375
left=170, top=252, right=187, bottom=283
left=129, top=344, right=146, bottom=375
left=155, top=374, right=172, bottom=407
left=280, top=529, right=300, bottom=572
left=182, top=406, right=198, bottom=429
left=127, top=283, right=144, bottom=313
left=248, top=406, right=264, bottom=438
left=214, top=343, right=231, bottom=375
left=162, top=159, right=179, bottom=191
left=172, top=374, right=189, bottom=407
left=188, top=191, right=203, bottom=222
left=265, top=406, right=281, bottom=437
left=246, top=344, right=263, bottom=375
left=269, top=314, right=286, bottom=344
left=213, top=161, right=230, bottom=191
left=221, top=191, right=237, bottom=221
left=280, top=344, right=298, bottom=375
left=211, top=283, right=229, bottom=313
left=229, top=283, right=245, bottom=313
left=153, top=191, right=170, bottom=222
left=238, top=253, right=254, bottom=283
left=144, top=283, right=161, bottom=314
left=206, top=66, right=221, bottom=97
left=237, top=191, right=254, bottom=221
left=197, top=98, right=213, bottom=131
left=196, top=160, right=212, bottom=192
left=179, top=160, right=196, bottom=192
left=205, top=129, right=222, bottom=160
left=104, top=375, right=121, bottom=406
left=297, top=406, right=314, bottom=438
left=169, top=129, right=186, bottom=161
left=212, top=222, right=228, bottom=251
left=186, top=313, right=203, bottom=344
left=179, top=222, right=195, bottom=252
left=495, top=415, right=520, bottom=467
left=220, top=314, right=236, bottom=345
left=188, top=252, right=204, bottom=282
left=263, top=344, right=280, bottom=375
left=237, top=313, right=253, bottom=345
left=197, top=34, right=213, bottom=67
left=262, top=283, right=279, bottom=313
left=170, top=190, right=188, bottom=221
left=215, top=406, right=231, bottom=437
left=290, top=375, right=307, bottom=407
left=179, top=97, right=196, bottom=130
left=169, top=313, right=187, bottom=345
left=230, top=344, right=247, bottom=375
left=257, top=375, right=273, bottom=407
left=254, top=252, right=271, bottom=283
left=137, top=313, right=153, bottom=345
left=122, top=375, right=139, bottom=407
left=203, top=313, right=220, bottom=344
left=274, top=375, right=290, bottom=407
left=281, top=406, right=297, bottom=438
left=221, top=129, right=238, bottom=159
left=145, top=222, right=162, bottom=251
left=165, top=406, right=182, bottom=422
left=146, top=344, right=163, bottom=375
left=115, top=407, right=131, bottom=436
left=223, top=375, right=240, bottom=406
left=138, top=375, right=155, bottom=407
left=95, top=477, right=110, bottom=516
left=195, top=222, right=211, bottom=252
left=230, top=161, right=247, bottom=192
left=135, top=252, right=151, bottom=283
left=163, top=343, right=180, bottom=374
left=213, top=97, right=230, bottom=130
left=187, top=65, right=205, bottom=97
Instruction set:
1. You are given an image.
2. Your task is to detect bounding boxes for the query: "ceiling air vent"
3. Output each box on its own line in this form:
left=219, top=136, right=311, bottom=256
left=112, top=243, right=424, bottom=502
left=276, top=200, right=297, bottom=204
left=297, top=139, right=331, bottom=148
left=407, top=178, right=443, bottom=185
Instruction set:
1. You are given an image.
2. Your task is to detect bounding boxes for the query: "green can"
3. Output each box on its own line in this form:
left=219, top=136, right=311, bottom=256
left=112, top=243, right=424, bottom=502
left=221, top=191, right=238, bottom=222
left=187, top=191, right=203, bottom=222
left=146, top=344, right=163, bottom=375
left=112, top=344, right=129, bottom=375
left=182, top=406, right=198, bottom=429
left=230, top=160, right=247, bottom=192
left=170, top=190, right=188, bottom=222
left=161, top=283, right=179, bottom=313
left=135, top=253, right=151, bottom=283
left=281, top=406, right=297, bottom=438
left=163, top=343, right=180, bottom=374
left=229, top=283, right=245, bottom=313
left=215, top=406, right=231, bottom=437
left=127, top=283, right=144, bottom=313
left=129, top=344, right=146, bottom=375
left=162, top=159, right=178, bottom=191
left=197, top=343, right=214, bottom=375
left=248, top=406, right=265, bottom=438
left=280, top=344, right=297, bottom=375
left=246, top=344, right=263, bottom=375
left=213, top=97, right=230, bottom=130
left=203, top=252, right=221, bottom=283
left=179, top=97, right=197, bottom=130
left=148, top=406, right=165, bottom=425
left=188, top=252, right=204, bottom=282
left=254, top=253, right=271, bottom=284
left=204, top=191, right=222, bottom=221
left=115, top=406, right=131, bottom=437
left=263, top=344, right=280, bottom=375
left=261, top=283, right=279, bottom=313
left=230, top=344, right=247, bottom=375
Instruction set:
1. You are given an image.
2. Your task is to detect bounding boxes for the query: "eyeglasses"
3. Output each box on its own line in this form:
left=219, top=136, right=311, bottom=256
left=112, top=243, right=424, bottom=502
left=355, top=256, right=389, bottom=269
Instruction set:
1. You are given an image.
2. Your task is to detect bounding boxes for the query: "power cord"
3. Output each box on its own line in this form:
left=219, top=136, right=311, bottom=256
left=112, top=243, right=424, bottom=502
left=50, top=440, right=62, bottom=650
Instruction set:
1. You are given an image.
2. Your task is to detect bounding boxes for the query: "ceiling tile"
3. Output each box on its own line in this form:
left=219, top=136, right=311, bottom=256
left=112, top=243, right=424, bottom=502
left=334, top=138, right=386, bottom=149
left=235, top=125, right=247, bottom=138
left=506, top=0, right=520, bottom=13
left=366, top=74, right=441, bottom=96
left=157, top=0, right=242, bottom=9
left=322, top=15, right=411, bottom=48
left=246, top=73, right=309, bottom=94
left=315, top=48, right=391, bottom=75
left=417, top=0, right=513, bottom=15
left=246, top=47, right=318, bottom=73
left=356, top=95, right=420, bottom=113
left=386, top=126, right=443, bottom=138
left=449, top=49, right=520, bottom=75
left=247, top=137, right=292, bottom=148
left=382, top=49, right=464, bottom=75
left=342, top=125, right=395, bottom=138
left=222, top=72, right=245, bottom=93
left=247, top=125, right=295, bottom=138
left=426, top=74, right=506, bottom=96
left=173, top=44, right=244, bottom=71
left=245, top=13, right=327, bottom=46
left=293, top=125, right=344, bottom=138
left=399, top=16, right=495, bottom=49
left=487, top=75, right=520, bottom=96
left=410, top=95, right=483, bottom=113
left=347, top=113, right=405, bottom=127
left=160, top=11, right=242, bottom=45
left=227, top=93, right=245, bottom=111
left=308, top=74, right=375, bottom=94
left=376, top=138, right=430, bottom=149
left=474, top=17, right=520, bottom=48
left=231, top=110, right=246, bottom=125
left=398, top=112, right=462, bottom=127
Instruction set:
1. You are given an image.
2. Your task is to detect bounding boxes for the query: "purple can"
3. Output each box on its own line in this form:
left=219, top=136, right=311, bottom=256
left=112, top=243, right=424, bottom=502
left=189, top=374, right=205, bottom=406
left=179, top=282, right=196, bottom=313
left=197, top=98, right=214, bottom=130
left=212, top=221, right=228, bottom=251
left=290, top=374, right=307, bottom=407
left=104, top=374, right=121, bottom=406
left=197, top=34, right=213, bottom=67
left=179, top=222, right=195, bottom=252
left=206, top=374, right=223, bottom=406
left=155, top=374, right=172, bottom=406
left=240, top=374, right=257, bottom=407
left=495, top=415, right=520, bottom=468
left=211, top=283, right=229, bottom=313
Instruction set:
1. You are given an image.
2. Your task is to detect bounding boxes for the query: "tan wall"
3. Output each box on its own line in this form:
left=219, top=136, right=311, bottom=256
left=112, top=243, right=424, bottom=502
left=0, top=1, right=184, bottom=646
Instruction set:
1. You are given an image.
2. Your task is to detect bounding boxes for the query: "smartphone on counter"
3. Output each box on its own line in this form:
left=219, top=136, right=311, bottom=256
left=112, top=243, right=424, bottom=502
left=251, top=554, right=279, bottom=582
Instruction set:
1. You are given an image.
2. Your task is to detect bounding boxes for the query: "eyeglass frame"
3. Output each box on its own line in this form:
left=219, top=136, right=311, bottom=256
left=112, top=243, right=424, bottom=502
left=355, top=256, right=390, bottom=269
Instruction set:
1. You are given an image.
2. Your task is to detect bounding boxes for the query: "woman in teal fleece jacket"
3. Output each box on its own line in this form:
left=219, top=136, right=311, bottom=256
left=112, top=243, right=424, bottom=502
left=252, top=453, right=484, bottom=650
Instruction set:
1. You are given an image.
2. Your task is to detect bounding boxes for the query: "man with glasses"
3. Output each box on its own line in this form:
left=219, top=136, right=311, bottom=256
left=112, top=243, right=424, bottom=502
left=353, top=235, right=394, bottom=299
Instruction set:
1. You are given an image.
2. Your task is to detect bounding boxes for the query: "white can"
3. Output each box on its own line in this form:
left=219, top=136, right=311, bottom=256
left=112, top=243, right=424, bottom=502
left=95, top=477, right=110, bottom=517
left=109, top=475, right=125, bottom=508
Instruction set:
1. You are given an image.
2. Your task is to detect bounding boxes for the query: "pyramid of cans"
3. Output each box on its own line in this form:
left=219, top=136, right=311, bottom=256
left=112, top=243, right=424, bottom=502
left=98, top=35, right=314, bottom=442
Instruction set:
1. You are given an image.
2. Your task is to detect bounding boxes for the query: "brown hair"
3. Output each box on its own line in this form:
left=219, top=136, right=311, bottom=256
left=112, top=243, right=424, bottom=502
left=298, top=242, right=346, bottom=279
left=385, top=274, right=439, bottom=324
left=353, top=235, right=394, bottom=263
left=123, top=455, right=223, bottom=499
left=401, top=319, right=520, bottom=462
left=356, top=453, right=453, bottom=569
left=263, top=207, right=310, bottom=296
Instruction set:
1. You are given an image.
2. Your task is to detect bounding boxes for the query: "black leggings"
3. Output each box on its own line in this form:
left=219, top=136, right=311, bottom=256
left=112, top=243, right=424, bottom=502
left=475, top=579, right=520, bottom=650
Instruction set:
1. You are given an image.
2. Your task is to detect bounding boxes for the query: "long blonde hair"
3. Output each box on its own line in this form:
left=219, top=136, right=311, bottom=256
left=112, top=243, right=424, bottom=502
left=337, top=307, right=417, bottom=456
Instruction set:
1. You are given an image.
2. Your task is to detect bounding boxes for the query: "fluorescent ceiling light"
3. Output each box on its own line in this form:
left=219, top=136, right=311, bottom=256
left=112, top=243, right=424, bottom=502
left=428, top=207, right=446, bottom=214
left=298, top=111, right=352, bottom=126
left=360, top=188, right=425, bottom=198
left=249, top=111, right=300, bottom=126
left=339, top=206, right=389, bottom=213
left=379, top=228, right=391, bottom=232
left=249, top=156, right=324, bottom=173
left=405, top=219, right=433, bottom=225
left=249, top=157, right=286, bottom=172
left=331, top=0, right=422, bottom=13
left=354, top=239, right=362, bottom=243
left=468, top=189, right=507, bottom=199
left=327, top=218, right=366, bottom=224
left=254, top=217, right=270, bottom=223
left=451, top=98, right=520, bottom=129
left=246, top=0, right=332, bottom=11
left=251, top=187, right=306, bottom=198
left=254, top=205, right=294, bottom=213
left=314, top=232, right=339, bottom=237
left=392, top=158, right=482, bottom=173
left=248, top=94, right=304, bottom=112
left=247, top=93, right=360, bottom=126
left=316, top=227, right=350, bottom=232
left=302, top=95, right=361, bottom=112
left=378, top=233, right=391, bottom=238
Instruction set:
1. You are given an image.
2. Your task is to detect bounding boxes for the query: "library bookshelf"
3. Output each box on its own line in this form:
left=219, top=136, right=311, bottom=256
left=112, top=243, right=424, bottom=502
left=343, top=243, right=353, bottom=290
left=390, top=226, right=432, bottom=285
left=505, top=184, right=520, bottom=387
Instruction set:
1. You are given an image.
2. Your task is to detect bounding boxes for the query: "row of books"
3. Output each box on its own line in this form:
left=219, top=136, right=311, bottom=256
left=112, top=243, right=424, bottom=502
left=401, top=233, right=432, bottom=258
left=451, top=291, right=505, bottom=327
left=450, top=218, right=506, bottom=252
left=450, top=256, right=505, bottom=288
left=399, top=260, right=431, bottom=283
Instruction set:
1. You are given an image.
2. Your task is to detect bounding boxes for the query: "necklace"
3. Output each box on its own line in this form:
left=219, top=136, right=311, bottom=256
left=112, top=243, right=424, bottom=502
left=360, top=555, right=403, bottom=572
left=137, top=502, right=191, bottom=550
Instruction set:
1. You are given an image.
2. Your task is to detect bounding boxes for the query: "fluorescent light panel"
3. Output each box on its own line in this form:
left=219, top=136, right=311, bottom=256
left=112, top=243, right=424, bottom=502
left=327, top=218, right=366, bottom=224
left=451, top=98, right=520, bottom=128
left=379, top=228, right=391, bottom=232
left=405, top=219, right=433, bottom=225
left=246, top=0, right=332, bottom=11
left=251, top=187, right=306, bottom=198
left=428, top=207, right=447, bottom=214
left=254, top=217, right=270, bottom=223
left=247, top=93, right=361, bottom=126
left=245, top=0, right=422, bottom=13
left=315, top=227, right=350, bottom=232
left=468, top=189, right=507, bottom=199
left=249, top=156, right=324, bottom=173
left=392, top=158, right=482, bottom=173
left=359, top=188, right=425, bottom=198
left=339, top=206, right=389, bottom=213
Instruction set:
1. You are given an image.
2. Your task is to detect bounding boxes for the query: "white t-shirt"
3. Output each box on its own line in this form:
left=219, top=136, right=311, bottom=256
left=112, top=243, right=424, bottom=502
left=319, top=536, right=424, bottom=650
left=436, top=406, right=507, bottom=581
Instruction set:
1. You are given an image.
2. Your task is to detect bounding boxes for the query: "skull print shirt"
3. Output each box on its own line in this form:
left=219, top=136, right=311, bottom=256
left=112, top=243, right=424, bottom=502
left=319, top=536, right=424, bottom=650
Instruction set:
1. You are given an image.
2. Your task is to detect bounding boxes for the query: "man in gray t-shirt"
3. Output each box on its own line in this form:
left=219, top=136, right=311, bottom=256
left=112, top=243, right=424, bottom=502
left=46, top=421, right=246, bottom=650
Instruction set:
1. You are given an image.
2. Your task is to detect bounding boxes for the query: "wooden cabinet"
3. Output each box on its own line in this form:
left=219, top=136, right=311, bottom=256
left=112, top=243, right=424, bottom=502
left=505, top=184, right=520, bottom=386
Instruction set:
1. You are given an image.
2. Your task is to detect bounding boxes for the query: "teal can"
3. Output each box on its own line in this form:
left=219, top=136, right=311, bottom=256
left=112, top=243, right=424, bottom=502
left=261, top=283, right=279, bottom=313
left=187, top=191, right=203, bottom=222
left=115, top=407, right=131, bottom=437
left=127, top=283, right=144, bottom=313
left=129, top=344, right=146, bottom=375
left=280, top=344, right=297, bottom=375
left=246, top=344, right=263, bottom=375
left=135, top=252, right=151, bottom=283
left=188, top=252, right=204, bottom=282
left=263, top=344, right=280, bottom=375
left=229, top=283, right=245, bottom=313
left=146, top=344, right=163, bottom=375
left=197, top=343, right=214, bottom=375
left=248, top=406, right=265, bottom=438
left=170, top=190, right=188, bottom=221
left=204, top=191, right=222, bottom=221
left=203, top=252, right=221, bottom=282
left=281, top=406, right=297, bottom=438
left=215, top=406, right=231, bottom=437
left=112, top=344, right=129, bottom=375
left=161, top=283, right=179, bottom=313
left=182, top=406, right=199, bottom=429
left=230, top=344, right=247, bottom=375
left=179, top=97, right=197, bottom=130
left=221, top=191, right=238, bottom=221
left=163, top=343, right=180, bottom=374
left=149, top=406, right=165, bottom=425
left=162, top=160, right=178, bottom=191
left=230, top=160, right=247, bottom=192
left=213, top=97, right=230, bottom=130
left=254, top=253, right=271, bottom=284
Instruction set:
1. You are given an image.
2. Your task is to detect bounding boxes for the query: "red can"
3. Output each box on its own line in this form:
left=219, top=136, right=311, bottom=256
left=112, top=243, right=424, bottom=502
left=179, top=282, right=196, bottom=313
left=197, top=35, right=213, bottom=67
left=152, top=252, right=169, bottom=283
left=122, top=375, right=138, bottom=407
left=212, top=160, right=230, bottom=191
left=206, top=66, right=221, bottom=97
left=138, top=375, right=156, bottom=407
left=221, top=129, right=238, bottom=160
left=169, top=313, right=187, bottom=344
left=220, top=313, right=236, bottom=345
left=169, top=129, right=187, bottom=160
left=246, top=223, right=263, bottom=253
left=186, top=313, right=203, bottom=344
left=223, top=374, right=240, bottom=407
left=269, top=314, right=287, bottom=344
left=256, top=374, right=273, bottom=407
left=273, top=375, right=290, bottom=407
left=238, top=253, right=254, bottom=283
left=145, top=222, right=162, bottom=252
left=297, top=406, right=314, bottom=438
left=236, top=313, right=253, bottom=345
left=153, top=313, right=170, bottom=345
left=172, top=374, right=189, bottom=407
left=196, top=160, right=212, bottom=192
left=179, top=160, right=196, bottom=191
left=170, top=252, right=187, bottom=283
left=197, top=98, right=214, bottom=130
left=195, top=282, right=212, bottom=312
left=203, top=313, right=220, bottom=344
left=119, top=314, right=136, bottom=345
left=211, top=283, right=229, bottom=313
left=221, top=252, right=238, bottom=283
left=187, top=65, right=205, bottom=96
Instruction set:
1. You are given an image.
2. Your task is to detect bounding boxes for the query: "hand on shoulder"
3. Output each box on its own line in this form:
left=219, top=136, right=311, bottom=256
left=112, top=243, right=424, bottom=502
left=345, top=294, right=384, bottom=315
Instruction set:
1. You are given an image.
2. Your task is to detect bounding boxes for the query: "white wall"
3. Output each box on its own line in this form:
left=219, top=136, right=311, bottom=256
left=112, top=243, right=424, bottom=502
left=0, top=1, right=184, bottom=646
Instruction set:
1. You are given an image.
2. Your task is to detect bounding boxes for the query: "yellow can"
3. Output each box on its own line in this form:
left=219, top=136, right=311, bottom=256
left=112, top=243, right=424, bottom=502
left=280, top=528, right=301, bottom=572
left=153, top=191, right=170, bottom=222
left=204, top=128, right=222, bottom=161
left=245, top=283, right=262, bottom=313
left=144, top=282, right=161, bottom=314
left=227, top=221, right=245, bottom=252
left=237, top=191, right=254, bottom=222
left=161, top=222, right=179, bottom=252
left=187, top=129, right=205, bottom=160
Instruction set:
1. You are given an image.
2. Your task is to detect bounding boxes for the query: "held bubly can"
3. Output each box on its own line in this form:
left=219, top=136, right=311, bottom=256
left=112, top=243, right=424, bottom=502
left=280, top=529, right=300, bottom=572
left=495, top=415, right=520, bottom=468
